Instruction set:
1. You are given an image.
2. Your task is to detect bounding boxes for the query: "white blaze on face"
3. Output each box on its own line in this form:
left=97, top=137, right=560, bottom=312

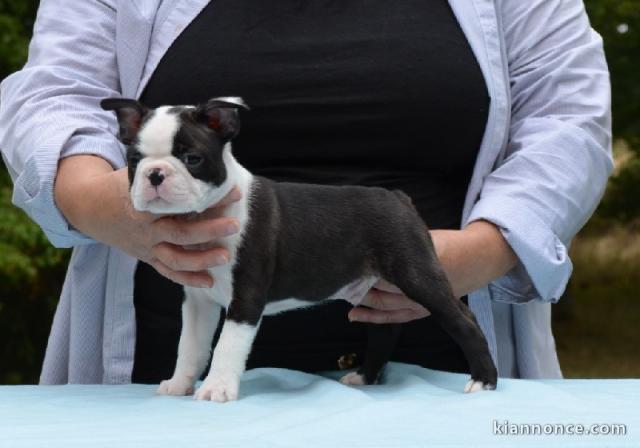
left=137, top=107, right=180, bottom=158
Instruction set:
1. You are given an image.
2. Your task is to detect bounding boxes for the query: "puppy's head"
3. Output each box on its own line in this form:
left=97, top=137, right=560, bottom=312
left=101, top=97, right=249, bottom=213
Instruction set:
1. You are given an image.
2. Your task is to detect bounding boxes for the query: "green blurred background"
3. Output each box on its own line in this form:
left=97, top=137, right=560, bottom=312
left=0, top=1, right=638, bottom=384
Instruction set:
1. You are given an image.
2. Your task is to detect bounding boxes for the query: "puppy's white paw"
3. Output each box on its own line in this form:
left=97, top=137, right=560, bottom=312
left=194, top=376, right=239, bottom=402
left=157, top=376, right=195, bottom=396
left=464, top=378, right=493, bottom=393
left=339, top=371, right=367, bottom=386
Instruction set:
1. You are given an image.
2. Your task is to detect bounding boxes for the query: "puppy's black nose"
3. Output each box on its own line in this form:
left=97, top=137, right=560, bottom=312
left=149, top=169, right=165, bottom=187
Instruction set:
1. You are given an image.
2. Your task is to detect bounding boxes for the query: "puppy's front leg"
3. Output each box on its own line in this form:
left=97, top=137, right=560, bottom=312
left=194, top=298, right=263, bottom=402
left=158, top=294, right=222, bottom=396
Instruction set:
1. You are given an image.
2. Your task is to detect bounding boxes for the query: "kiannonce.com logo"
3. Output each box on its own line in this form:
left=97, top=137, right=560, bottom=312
left=492, top=420, right=627, bottom=436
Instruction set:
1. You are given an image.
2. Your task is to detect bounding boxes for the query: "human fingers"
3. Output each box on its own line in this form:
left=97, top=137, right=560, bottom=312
left=358, top=288, right=427, bottom=312
left=152, top=215, right=240, bottom=246
left=372, top=279, right=403, bottom=294
left=151, top=243, right=231, bottom=272
left=150, top=259, right=214, bottom=288
left=348, top=306, right=430, bottom=324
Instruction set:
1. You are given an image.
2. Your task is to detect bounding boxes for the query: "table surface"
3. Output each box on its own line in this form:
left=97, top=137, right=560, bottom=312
left=0, top=363, right=638, bottom=448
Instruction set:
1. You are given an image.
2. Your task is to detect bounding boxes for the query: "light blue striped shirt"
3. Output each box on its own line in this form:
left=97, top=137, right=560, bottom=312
left=0, top=0, right=612, bottom=383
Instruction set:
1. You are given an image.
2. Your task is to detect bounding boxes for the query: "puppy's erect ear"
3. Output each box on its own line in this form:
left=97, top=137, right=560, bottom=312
left=101, top=98, right=150, bottom=145
left=195, top=97, right=250, bottom=141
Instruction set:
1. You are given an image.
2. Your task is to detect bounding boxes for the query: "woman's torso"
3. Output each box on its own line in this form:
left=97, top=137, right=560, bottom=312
left=132, top=0, right=489, bottom=382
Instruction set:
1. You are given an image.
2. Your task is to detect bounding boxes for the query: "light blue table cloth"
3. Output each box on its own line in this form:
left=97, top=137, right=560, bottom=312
left=0, top=363, right=637, bottom=448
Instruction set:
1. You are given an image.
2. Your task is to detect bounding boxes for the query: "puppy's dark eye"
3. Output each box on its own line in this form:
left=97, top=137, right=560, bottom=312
left=182, top=153, right=204, bottom=168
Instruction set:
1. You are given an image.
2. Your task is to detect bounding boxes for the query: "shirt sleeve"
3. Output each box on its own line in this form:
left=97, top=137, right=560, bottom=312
left=467, top=0, right=613, bottom=303
left=0, top=0, right=126, bottom=248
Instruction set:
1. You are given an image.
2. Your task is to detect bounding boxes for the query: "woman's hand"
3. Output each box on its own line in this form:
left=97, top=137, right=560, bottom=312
left=348, top=221, right=518, bottom=323
left=54, top=155, right=242, bottom=288
left=347, top=279, right=431, bottom=324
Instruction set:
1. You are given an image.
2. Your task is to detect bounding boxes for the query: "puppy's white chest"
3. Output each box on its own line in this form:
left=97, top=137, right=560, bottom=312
left=208, top=263, right=235, bottom=308
left=182, top=258, right=234, bottom=308
left=202, top=228, right=245, bottom=309
left=183, top=183, right=251, bottom=309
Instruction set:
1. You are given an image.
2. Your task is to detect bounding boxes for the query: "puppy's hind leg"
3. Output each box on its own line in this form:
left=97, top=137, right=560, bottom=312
left=157, top=294, right=221, bottom=396
left=380, top=235, right=498, bottom=392
left=340, top=324, right=401, bottom=386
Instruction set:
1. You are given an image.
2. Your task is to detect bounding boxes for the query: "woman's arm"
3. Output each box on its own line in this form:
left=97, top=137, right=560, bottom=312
left=432, top=221, right=518, bottom=299
left=0, top=1, right=243, bottom=288
left=0, top=0, right=128, bottom=247
left=54, top=155, right=241, bottom=288
left=348, top=221, right=517, bottom=323
left=352, top=0, right=613, bottom=323
left=466, top=0, right=612, bottom=302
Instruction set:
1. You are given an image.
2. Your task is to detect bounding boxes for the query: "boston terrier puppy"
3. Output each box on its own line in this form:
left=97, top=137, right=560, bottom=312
left=101, top=97, right=498, bottom=402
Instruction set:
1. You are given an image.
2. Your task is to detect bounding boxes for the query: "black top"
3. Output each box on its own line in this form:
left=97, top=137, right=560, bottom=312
left=132, top=0, right=489, bottom=383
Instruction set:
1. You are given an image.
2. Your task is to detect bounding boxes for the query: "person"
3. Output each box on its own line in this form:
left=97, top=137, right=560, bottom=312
left=0, top=0, right=611, bottom=385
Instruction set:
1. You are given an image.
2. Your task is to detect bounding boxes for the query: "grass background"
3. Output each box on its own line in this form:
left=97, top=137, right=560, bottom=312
left=553, top=139, right=640, bottom=379
left=554, top=224, right=640, bottom=378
